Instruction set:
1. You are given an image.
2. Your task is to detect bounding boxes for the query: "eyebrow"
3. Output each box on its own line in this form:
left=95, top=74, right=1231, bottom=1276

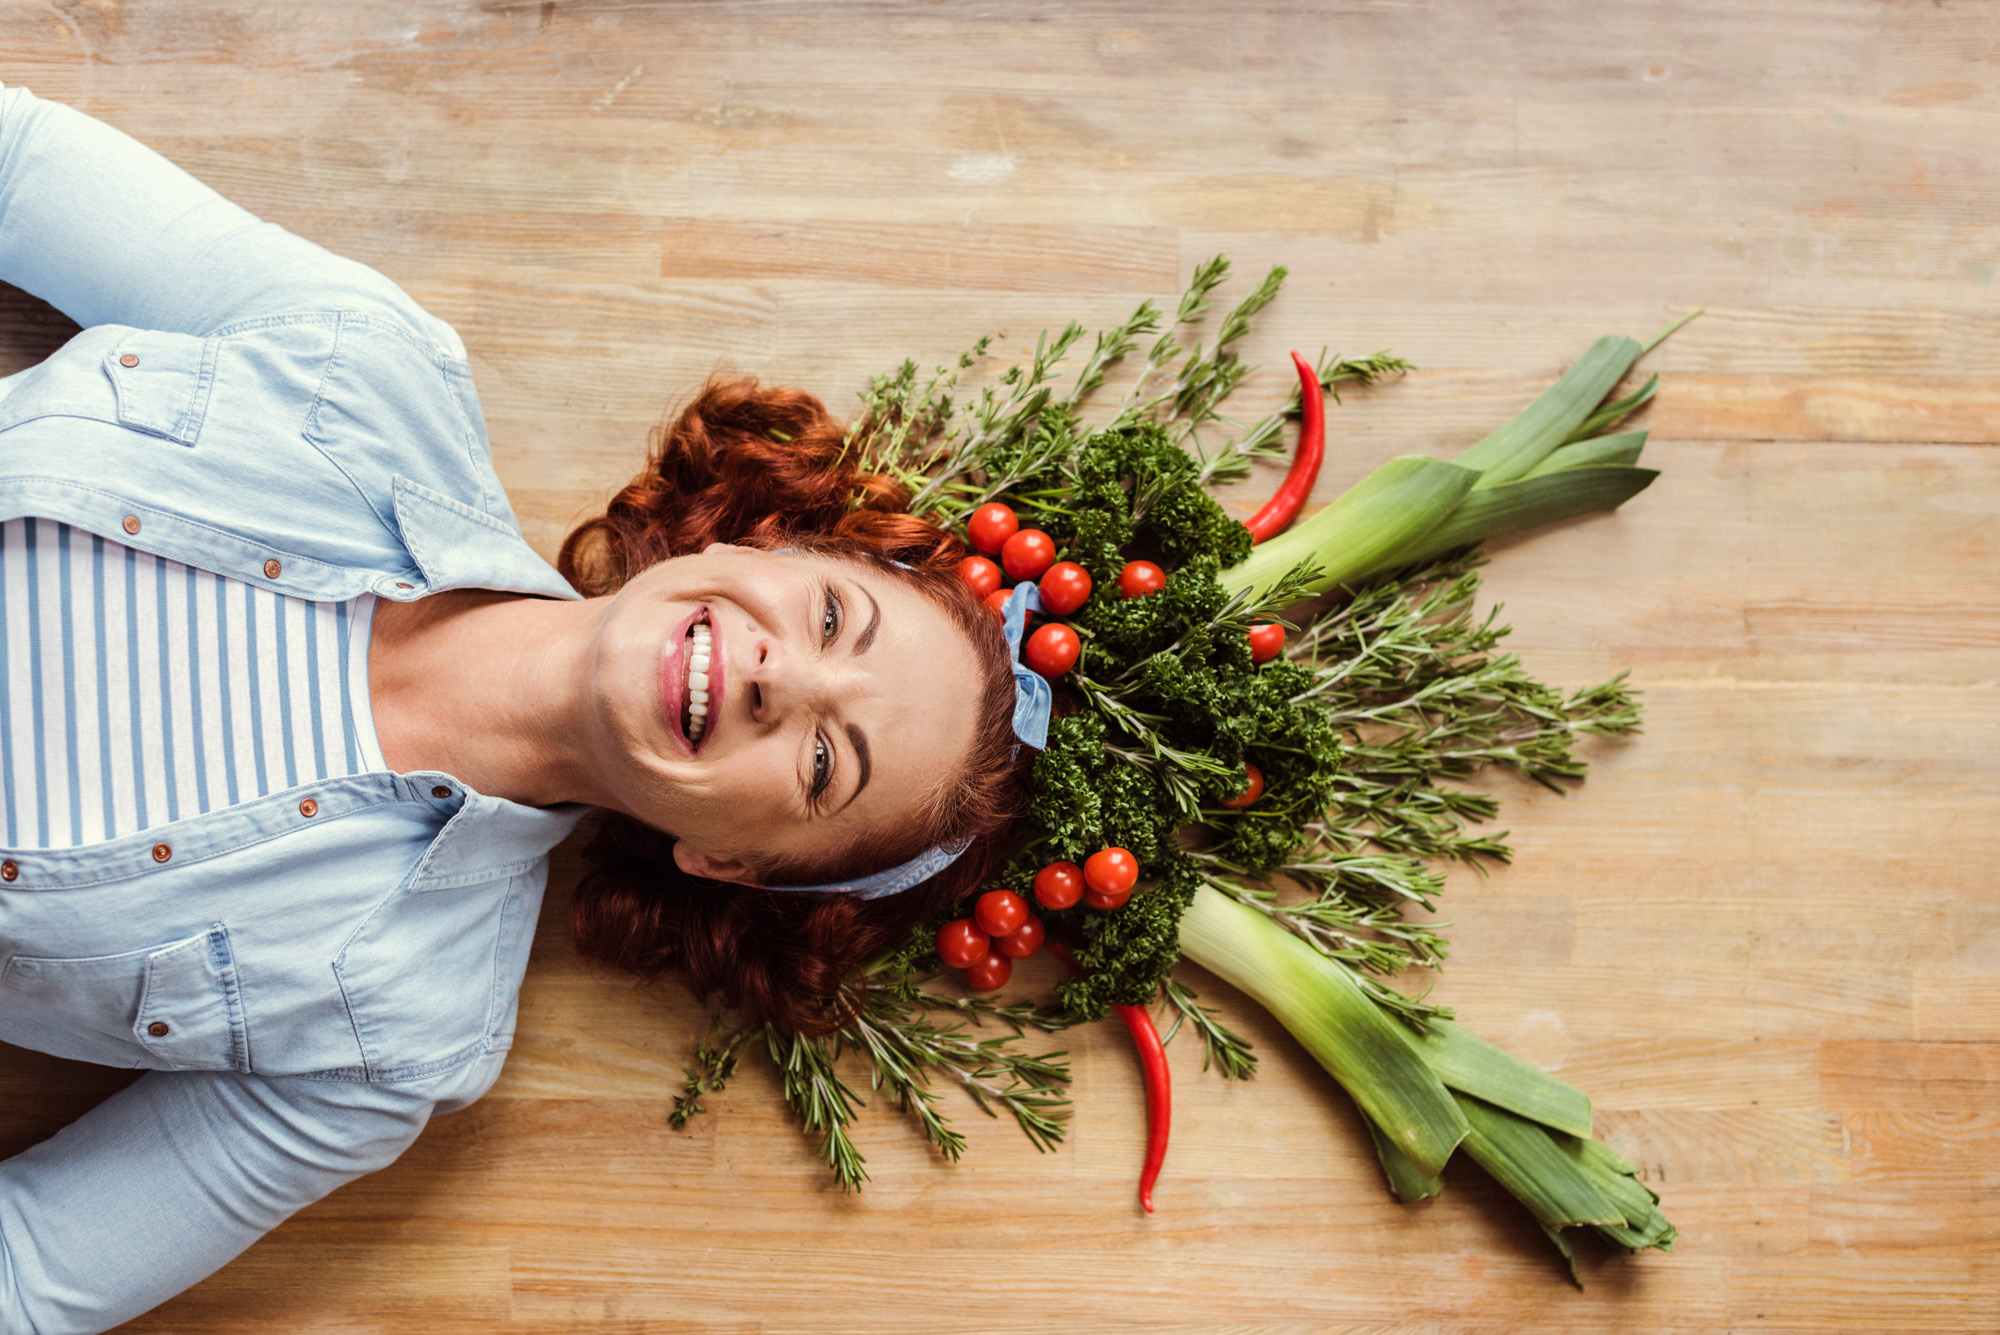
left=836, top=723, right=872, bottom=814
left=853, top=584, right=882, bottom=655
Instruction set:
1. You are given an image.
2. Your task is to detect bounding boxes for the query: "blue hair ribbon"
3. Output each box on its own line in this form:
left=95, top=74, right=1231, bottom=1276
left=764, top=580, right=1052, bottom=899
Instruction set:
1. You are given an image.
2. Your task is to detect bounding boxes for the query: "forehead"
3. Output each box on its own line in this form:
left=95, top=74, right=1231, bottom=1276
left=798, top=555, right=983, bottom=823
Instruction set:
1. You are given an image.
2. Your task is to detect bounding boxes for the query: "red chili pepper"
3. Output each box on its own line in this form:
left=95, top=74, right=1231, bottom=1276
left=1242, top=350, right=1325, bottom=545
left=1048, top=942, right=1172, bottom=1213
left=1114, top=996, right=1172, bottom=1212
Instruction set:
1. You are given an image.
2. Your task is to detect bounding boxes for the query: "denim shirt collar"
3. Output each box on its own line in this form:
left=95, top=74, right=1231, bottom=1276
left=391, top=476, right=582, bottom=604
left=408, top=786, right=591, bottom=890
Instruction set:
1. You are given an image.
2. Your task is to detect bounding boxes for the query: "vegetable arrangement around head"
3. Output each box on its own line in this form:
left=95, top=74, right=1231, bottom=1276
left=670, top=257, right=1693, bottom=1284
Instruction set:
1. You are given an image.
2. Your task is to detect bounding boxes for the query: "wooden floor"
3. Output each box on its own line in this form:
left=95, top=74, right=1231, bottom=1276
left=1, top=1, right=1995, bottom=1330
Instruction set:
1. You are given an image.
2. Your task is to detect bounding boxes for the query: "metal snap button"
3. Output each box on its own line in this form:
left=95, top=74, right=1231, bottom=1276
left=0, top=860, right=15, bottom=882
left=431, top=786, right=452, bottom=799
left=147, top=1021, right=170, bottom=1037
left=119, top=353, right=140, bottom=368
left=122, top=515, right=142, bottom=535
left=151, top=842, right=172, bottom=863
left=395, top=582, right=414, bottom=589
left=299, top=798, right=318, bottom=817
left=264, top=558, right=283, bottom=579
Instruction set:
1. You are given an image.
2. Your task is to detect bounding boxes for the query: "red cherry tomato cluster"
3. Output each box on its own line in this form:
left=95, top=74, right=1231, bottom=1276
left=944, top=851, right=1143, bottom=991
left=937, top=889, right=1046, bottom=991
left=951, top=502, right=1090, bottom=679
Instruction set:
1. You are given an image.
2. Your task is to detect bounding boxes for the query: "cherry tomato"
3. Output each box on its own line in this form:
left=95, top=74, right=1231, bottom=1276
left=956, top=555, right=1002, bottom=600
left=967, top=503, right=1019, bottom=556
left=1119, top=560, right=1166, bottom=599
left=984, top=588, right=1012, bottom=618
left=974, top=889, right=1030, bottom=937
left=1220, top=760, right=1265, bottom=809
left=1001, top=529, right=1057, bottom=582
left=1038, top=561, right=1093, bottom=616
left=1248, top=623, right=1286, bottom=664
left=1082, top=887, right=1132, bottom=912
left=936, top=919, right=989, bottom=969
left=1033, top=861, right=1084, bottom=910
left=1024, top=623, right=1081, bottom=676
left=995, top=914, right=1045, bottom=959
left=1084, top=847, right=1139, bottom=897
left=963, top=950, right=1012, bottom=992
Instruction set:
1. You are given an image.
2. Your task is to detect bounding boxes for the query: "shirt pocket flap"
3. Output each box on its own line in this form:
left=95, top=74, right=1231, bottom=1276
left=1, top=925, right=247, bottom=1071
left=106, top=330, right=219, bottom=446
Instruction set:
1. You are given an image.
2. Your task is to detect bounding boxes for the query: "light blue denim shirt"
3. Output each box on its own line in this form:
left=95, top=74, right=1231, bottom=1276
left=0, top=83, right=594, bottom=1333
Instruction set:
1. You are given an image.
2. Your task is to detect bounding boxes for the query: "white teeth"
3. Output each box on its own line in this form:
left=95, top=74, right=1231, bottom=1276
left=685, top=621, right=714, bottom=743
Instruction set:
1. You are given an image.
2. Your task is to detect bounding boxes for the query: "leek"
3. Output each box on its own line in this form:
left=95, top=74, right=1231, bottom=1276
left=1220, top=319, right=1694, bottom=603
left=1179, top=886, right=1676, bottom=1278
left=1177, top=885, right=1467, bottom=1176
left=1219, top=457, right=1476, bottom=605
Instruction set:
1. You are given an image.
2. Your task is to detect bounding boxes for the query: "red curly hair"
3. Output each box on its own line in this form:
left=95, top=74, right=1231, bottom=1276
left=559, top=376, right=1027, bottom=1034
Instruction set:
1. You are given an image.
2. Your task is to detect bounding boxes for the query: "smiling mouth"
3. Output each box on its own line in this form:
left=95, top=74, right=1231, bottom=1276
left=684, top=617, right=714, bottom=746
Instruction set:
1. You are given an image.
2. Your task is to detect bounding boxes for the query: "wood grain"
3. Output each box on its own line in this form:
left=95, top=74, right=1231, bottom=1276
left=0, top=1, right=1995, bottom=1330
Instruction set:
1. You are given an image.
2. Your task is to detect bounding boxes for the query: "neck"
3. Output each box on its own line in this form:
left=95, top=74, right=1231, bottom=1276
left=368, top=590, right=611, bottom=808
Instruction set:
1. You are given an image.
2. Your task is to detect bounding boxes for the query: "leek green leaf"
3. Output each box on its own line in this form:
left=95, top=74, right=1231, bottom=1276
left=1539, top=1223, right=1584, bottom=1289
left=1455, top=336, right=1641, bottom=488
left=1412, top=1020, right=1594, bottom=1138
left=1562, top=375, right=1658, bottom=445
left=1524, top=430, right=1648, bottom=478
left=1369, top=1121, right=1445, bottom=1202
left=1382, top=466, right=1658, bottom=574
left=1454, top=1093, right=1628, bottom=1229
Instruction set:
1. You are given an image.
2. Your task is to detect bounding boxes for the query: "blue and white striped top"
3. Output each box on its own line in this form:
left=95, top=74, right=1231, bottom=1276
left=0, top=518, right=382, bottom=849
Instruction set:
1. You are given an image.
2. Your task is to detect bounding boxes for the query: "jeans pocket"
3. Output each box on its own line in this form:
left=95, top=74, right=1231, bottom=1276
left=1, top=923, right=248, bottom=1071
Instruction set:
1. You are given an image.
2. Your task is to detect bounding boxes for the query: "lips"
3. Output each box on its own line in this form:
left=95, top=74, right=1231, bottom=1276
left=660, top=605, right=725, bottom=756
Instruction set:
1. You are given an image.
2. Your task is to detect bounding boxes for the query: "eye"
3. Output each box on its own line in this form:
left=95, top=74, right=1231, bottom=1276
left=811, top=733, right=834, bottom=801
left=821, top=586, right=842, bottom=643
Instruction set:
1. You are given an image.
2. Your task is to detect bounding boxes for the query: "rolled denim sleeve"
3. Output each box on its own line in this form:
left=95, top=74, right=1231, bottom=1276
left=0, top=1068, right=455, bottom=1334
left=0, top=82, right=456, bottom=351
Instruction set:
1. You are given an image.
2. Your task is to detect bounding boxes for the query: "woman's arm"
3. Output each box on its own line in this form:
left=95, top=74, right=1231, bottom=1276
left=0, top=1065, right=467, bottom=1334
left=0, top=82, right=455, bottom=349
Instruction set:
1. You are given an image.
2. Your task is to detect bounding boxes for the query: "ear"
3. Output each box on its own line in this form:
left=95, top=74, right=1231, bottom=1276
left=700, top=541, right=761, bottom=557
left=671, top=840, right=764, bottom=888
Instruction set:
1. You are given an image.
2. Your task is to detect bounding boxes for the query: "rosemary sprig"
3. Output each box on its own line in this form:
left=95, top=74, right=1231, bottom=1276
left=1161, top=978, right=1258, bottom=1080
left=680, top=984, right=1073, bottom=1193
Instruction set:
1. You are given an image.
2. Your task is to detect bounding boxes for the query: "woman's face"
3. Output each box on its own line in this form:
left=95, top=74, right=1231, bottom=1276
left=584, top=545, right=982, bottom=884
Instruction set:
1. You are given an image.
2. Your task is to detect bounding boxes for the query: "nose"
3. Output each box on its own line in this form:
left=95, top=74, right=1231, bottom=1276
left=740, top=631, right=862, bottom=726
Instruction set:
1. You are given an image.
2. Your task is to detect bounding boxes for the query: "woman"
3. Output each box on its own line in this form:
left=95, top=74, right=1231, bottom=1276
left=0, top=83, right=1025, bottom=1332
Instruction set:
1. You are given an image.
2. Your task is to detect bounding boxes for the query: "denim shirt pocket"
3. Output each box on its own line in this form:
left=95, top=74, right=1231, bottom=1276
left=0, top=326, right=218, bottom=447
left=0, top=924, right=249, bottom=1071
left=105, top=330, right=220, bottom=446
left=334, top=872, right=531, bottom=1082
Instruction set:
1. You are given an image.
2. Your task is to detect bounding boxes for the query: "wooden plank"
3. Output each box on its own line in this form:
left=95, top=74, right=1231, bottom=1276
left=1819, top=1042, right=2000, bottom=1112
